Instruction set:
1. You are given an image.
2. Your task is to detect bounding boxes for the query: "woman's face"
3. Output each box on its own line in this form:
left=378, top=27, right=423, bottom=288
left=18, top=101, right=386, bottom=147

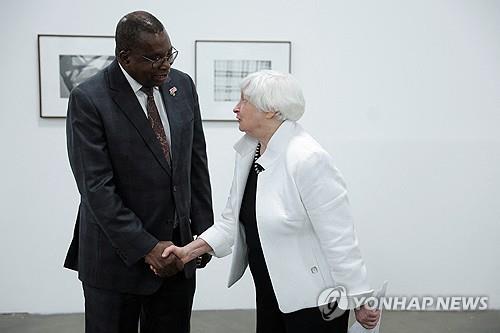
left=233, top=94, right=267, bottom=135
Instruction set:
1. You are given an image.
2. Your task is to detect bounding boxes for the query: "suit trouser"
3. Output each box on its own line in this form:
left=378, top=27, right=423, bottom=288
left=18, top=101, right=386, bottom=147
left=82, top=228, right=196, bottom=333
left=252, top=260, right=349, bottom=333
left=256, top=294, right=349, bottom=333
left=83, top=272, right=195, bottom=333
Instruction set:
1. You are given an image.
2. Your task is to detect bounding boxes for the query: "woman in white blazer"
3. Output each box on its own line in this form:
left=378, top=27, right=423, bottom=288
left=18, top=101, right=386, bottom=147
left=160, top=70, right=380, bottom=332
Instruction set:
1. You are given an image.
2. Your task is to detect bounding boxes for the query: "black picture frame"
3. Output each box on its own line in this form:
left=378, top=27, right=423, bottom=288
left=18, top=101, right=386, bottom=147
left=38, top=34, right=114, bottom=118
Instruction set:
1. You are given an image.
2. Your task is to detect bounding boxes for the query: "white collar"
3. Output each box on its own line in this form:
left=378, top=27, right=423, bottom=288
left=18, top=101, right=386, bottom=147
left=233, top=120, right=298, bottom=170
left=118, top=62, right=159, bottom=94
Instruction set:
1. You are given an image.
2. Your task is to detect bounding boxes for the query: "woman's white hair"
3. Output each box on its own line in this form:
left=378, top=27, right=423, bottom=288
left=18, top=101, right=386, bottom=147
left=240, top=70, right=305, bottom=121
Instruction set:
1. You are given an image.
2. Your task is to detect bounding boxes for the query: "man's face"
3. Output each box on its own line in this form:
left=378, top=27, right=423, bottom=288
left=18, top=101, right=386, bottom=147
left=121, top=30, right=172, bottom=87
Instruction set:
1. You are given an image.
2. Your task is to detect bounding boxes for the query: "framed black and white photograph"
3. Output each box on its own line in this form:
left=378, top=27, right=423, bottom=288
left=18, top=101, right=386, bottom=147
left=38, top=34, right=115, bottom=118
left=195, top=40, right=291, bottom=121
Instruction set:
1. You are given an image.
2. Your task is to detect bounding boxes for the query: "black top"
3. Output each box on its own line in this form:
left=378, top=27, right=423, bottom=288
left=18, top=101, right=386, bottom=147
left=239, top=145, right=278, bottom=306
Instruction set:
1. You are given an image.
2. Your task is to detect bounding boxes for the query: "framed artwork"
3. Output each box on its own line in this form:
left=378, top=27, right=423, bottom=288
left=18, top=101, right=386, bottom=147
left=38, top=34, right=115, bottom=118
left=195, top=40, right=291, bottom=121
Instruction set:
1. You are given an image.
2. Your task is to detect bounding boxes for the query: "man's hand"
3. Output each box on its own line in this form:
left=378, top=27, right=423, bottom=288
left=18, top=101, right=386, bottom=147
left=144, top=241, right=184, bottom=277
left=354, top=304, right=381, bottom=329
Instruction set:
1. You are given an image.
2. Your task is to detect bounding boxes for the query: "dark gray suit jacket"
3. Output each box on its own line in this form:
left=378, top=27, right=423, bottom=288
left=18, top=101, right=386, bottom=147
left=64, top=60, right=213, bottom=294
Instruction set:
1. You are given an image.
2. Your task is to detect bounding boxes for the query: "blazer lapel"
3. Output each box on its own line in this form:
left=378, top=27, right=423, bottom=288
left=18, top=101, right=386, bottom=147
left=233, top=135, right=258, bottom=215
left=227, top=148, right=255, bottom=287
left=234, top=150, right=254, bottom=223
left=107, top=61, right=171, bottom=176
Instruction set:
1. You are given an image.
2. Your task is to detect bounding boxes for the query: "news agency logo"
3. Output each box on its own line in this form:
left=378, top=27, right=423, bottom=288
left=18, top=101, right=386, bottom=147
left=317, top=285, right=490, bottom=321
left=317, top=286, right=349, bottom=321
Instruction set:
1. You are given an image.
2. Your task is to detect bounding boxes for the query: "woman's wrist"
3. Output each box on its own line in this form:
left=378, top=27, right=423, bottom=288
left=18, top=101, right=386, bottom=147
left=185, top=238, right=211, bottom=261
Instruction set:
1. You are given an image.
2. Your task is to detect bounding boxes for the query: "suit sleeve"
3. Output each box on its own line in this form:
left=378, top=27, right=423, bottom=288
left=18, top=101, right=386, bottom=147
left=66, top=87, right=158, bottom=266
left=187, top=77, right=214, bottom=235
left=295, top=150, right=372, bottom=298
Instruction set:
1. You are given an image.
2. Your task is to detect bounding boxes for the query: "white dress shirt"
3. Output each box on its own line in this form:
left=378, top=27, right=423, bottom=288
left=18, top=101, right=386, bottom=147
left=119, top=63, right=172, bottom=150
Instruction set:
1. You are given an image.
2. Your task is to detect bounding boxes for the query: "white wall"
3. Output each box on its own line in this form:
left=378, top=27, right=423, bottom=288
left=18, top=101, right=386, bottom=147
left=0, top=0, right=499, bottom=313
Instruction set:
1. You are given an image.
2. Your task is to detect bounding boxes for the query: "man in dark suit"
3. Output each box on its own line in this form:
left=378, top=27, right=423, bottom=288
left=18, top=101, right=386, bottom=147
left=64, top=11, right=214, bottom=333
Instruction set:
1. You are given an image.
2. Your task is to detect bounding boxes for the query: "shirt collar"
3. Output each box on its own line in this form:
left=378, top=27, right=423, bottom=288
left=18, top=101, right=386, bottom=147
left=233, top=120, right=298, bottom=171
left=118, top=62, right=159, bottom=94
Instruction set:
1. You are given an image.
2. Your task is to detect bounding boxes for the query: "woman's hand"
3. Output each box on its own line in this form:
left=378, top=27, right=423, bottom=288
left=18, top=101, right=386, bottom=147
left=161, top=245, right=191, bottom=264
left=160, top=238, right=213, bottom=266
left=354, top=304, right=381, bottom=329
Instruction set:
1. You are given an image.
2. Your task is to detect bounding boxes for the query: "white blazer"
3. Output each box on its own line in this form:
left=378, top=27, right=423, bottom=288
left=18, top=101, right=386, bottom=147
left=200, top=120, right=372, bottom=313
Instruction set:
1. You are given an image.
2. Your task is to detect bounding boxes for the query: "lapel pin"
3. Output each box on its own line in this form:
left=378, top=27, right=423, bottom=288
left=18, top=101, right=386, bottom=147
left=169, top=86, right=177, bottom=97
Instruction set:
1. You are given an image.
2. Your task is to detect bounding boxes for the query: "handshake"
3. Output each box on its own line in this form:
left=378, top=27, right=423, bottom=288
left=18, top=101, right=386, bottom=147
left=144, top=240, right=211, bottom=277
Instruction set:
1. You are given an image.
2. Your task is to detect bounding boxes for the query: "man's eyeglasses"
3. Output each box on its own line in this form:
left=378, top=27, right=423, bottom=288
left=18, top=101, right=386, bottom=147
left=142, top=47, right=179, bottom=69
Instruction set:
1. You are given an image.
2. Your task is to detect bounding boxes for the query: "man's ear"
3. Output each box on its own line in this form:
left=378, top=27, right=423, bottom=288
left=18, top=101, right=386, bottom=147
left=118, top=50, right=131, bottom=66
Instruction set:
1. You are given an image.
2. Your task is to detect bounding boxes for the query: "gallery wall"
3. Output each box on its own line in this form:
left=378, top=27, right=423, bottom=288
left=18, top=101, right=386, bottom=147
left=0, top=0, right=499, bottom=313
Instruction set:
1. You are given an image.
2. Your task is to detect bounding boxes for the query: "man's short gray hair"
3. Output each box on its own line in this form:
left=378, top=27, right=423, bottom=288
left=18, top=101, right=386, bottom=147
left=240, top=70, right=305, bottom=121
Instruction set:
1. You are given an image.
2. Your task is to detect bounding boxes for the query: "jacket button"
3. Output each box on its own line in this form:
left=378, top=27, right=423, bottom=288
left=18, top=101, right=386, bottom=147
left=311, top=266, right=319, bottom=274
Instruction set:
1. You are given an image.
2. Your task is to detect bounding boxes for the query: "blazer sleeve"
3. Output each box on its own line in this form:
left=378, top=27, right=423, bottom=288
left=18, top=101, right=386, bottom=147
left=295, top=150, right=372, bottom=298
left=66, top=87, right=158, bottom=266
left=187, top=76, right=214, bottom=235
left=198, top=164, right=237, bottom=257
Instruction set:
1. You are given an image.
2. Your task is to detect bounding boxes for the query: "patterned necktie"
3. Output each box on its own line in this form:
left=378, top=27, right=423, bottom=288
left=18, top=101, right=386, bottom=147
left=140, top=86, right=171, bottom=165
